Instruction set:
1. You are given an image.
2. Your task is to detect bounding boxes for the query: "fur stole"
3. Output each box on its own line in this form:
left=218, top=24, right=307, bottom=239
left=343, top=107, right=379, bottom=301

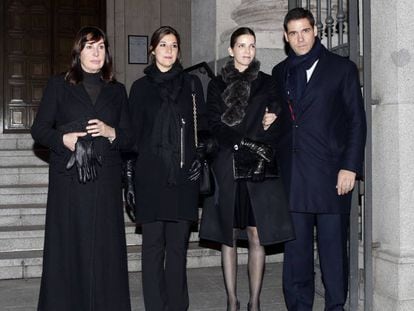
left=221, top=58, right=260, bottom=127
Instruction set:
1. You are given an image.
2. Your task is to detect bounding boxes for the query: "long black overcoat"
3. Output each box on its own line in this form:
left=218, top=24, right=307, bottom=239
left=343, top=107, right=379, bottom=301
left=31, top=75, right=132, bottom=311
left=272, top=47, right=367, bottom=214
left=199, top=72, right=295, bottom=247
left=128, top=72, right=205, bottom=224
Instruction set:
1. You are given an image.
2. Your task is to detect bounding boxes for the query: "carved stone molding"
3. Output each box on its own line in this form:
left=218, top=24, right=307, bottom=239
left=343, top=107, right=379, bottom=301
left=220, top=0, right=288, bottom=50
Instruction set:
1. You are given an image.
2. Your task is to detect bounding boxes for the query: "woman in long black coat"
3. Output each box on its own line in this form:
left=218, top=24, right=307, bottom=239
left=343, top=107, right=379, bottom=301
left=31, top=27, right=131, bottom=311
left=128, top=26, right=205, bottom=311
left=199, top=27, right=294, bottom=311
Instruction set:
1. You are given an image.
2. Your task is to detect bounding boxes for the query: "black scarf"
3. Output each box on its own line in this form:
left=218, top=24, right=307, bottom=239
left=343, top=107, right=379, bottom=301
left=220, top=58, right=260, bottom=127
left=286, top=37, right=323, bottom=104
left=144, top=62, right=184, bottom=186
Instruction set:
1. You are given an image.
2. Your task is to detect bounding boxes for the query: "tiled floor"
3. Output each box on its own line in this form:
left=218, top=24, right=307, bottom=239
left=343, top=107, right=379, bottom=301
left=0, top=263, right=325, bottom=310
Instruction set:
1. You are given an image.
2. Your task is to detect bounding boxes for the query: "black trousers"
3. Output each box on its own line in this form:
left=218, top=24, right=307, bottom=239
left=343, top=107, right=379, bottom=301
left=283, top=213, right=349, bottom=311
left=141, top=220, right=191, bottom=311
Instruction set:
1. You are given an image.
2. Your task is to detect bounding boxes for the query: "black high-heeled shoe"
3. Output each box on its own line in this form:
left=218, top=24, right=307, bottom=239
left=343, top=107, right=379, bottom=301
left=226, top=300, right=240, bottom=311
left=247, top=302, right=260, bottom=311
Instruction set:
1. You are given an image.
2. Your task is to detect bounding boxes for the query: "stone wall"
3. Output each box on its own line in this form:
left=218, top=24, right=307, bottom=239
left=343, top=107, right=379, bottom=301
left=106, top=0, right=289, bottom=91
left=106, top=0, right=191, bottom=91
left=191, top=0, right=288, bottom=75
left=371, top=0, right=414, bottom=309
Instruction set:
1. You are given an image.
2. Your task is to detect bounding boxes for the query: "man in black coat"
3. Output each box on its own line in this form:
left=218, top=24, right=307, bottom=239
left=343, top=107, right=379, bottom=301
left=268, top=8, right=367, bottom=310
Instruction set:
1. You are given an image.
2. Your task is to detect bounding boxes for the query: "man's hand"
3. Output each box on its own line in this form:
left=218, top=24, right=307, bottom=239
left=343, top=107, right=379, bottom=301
left=336, top=169, right=356, bottom=195
left=262, top=107, right=277, bottom=131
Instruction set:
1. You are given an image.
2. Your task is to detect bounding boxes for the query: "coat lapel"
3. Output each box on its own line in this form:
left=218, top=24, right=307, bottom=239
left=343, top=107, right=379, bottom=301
left=64, top=82, right=95, bottom=114
left=94, top=82, right=118, bottom=112
left=65, top=81, right=119, bottom=114
left=296, top=49, right=327, bottom=117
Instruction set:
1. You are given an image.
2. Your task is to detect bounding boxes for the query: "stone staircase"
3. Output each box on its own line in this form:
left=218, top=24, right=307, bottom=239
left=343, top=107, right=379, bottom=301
left=0, top=134, right=283, bottom=280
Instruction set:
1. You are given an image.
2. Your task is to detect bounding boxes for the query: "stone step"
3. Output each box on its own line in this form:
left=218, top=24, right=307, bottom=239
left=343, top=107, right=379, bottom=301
left=0, top=203, right=202, bottom=227
left=0, top=242, right=284, bottom=279
left=0, top=134, right=35, bottom=150
left=0, top=184, right=48, bottom=205
left=0, top=166, right=49, bottom=186
left=0, top=150, right=49, bottom=167
left=0, top=224, right=201, bottom=252
left=0, top=204, right=46, bottom=227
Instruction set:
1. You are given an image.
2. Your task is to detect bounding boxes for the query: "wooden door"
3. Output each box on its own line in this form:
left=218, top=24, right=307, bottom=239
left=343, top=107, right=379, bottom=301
left=1, top=0, right=106, bottom=133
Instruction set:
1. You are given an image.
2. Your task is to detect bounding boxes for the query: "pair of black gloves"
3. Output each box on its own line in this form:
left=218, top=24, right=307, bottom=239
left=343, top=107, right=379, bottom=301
left=188, top=136, right=273, bottom=182
left=66, top=139, right=102, bottom=183
left=234, top=137, right=274, bottom=182
left=59, top=118, right=102, bottom=184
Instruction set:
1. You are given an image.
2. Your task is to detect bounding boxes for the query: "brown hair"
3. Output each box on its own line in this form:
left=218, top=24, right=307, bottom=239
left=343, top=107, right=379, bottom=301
left=148, top=26, right=181, bottom=63
left=230, top=27, right=256, bottom=48
left=65, top=26, right=114, bottom=84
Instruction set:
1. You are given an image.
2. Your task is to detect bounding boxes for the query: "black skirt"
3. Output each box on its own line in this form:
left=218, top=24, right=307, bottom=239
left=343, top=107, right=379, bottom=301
left=234, top=181, right=256, bottom=229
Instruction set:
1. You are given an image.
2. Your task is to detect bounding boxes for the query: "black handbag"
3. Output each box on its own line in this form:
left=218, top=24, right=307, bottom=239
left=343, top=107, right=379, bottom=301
left=191, top=78, right=214, bottom=196
left=233, top=146, right=279, bottom=180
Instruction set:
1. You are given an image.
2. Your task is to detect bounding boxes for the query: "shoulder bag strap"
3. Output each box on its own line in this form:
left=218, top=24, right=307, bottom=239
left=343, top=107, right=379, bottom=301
left=191, top=76, right=198, bottom=148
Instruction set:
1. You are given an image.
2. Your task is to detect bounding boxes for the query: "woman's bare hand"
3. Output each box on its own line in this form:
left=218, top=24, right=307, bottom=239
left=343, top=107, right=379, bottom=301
left=86, top=119, right=116, bottom=140
left=262, top=107, right=277, bottom=130
left=63, top=132, right=87, bottom=151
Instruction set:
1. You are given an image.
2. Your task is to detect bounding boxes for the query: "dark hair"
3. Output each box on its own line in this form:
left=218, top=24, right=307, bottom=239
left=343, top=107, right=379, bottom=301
left=65, top=26, right=114, bottom=84
left=283, top=8, right=315, bottom=31
left=230, top=27, right=256, bottom=48
left=148, top=26, right=181, bottom=63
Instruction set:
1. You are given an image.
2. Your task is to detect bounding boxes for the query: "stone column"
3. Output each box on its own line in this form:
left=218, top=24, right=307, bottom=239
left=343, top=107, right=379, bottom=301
left=106, top=0, right=126, bottom=84
left=371, top=0, right=414, bottom=310
left=219, top=0, right=288, bottom=73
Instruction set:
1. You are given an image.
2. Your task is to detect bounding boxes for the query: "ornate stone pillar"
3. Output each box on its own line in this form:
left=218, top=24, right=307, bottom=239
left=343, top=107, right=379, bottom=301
left=229, top=0, right=286, bottom=47
left=218, top=0, right=288, bottom=73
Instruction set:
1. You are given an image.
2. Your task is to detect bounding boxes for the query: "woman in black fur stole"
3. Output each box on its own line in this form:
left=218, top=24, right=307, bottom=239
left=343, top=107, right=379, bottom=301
left=199, top=27, right=294, bottom=311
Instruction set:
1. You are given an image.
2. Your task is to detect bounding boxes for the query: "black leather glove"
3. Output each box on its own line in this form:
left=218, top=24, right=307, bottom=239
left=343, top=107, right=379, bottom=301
left=122, top=159, right=136, bottom=222
left=66, top=139, right=101, bottom=183
left=239, top=138, right=273, bottom=163
left=197, top=130, right=218, bottom=158
left=251, top=158, right=266, bottom=182
left=85, top=140, right=102, bottom=181
left=188, top=145, right=206, bottom=181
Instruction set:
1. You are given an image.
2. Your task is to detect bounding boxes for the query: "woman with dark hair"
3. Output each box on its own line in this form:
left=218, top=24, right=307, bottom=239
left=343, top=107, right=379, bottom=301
left=199, top=27, right=294, bottom=311
left=127, top=25, right=206, bottom=311
left=31, top=26, right=132, bottom=311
